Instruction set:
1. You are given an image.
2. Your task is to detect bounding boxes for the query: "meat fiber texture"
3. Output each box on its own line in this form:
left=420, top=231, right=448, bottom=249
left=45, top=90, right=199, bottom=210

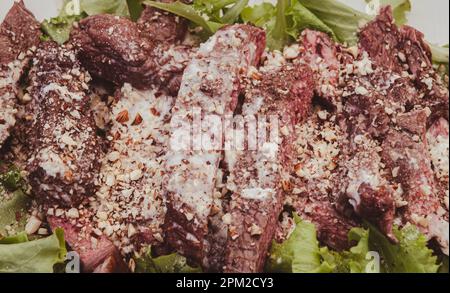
left=292, top=6, right=448, bottom=254
left=70, top=7, right=192, bottom=96
left=221, top=63, right=314, bottom=273
left=26, top=42, right=103, bottom=208
left=358, top=6, right=448, bottom=254
left=0, top=0, right=40, bottom=147
left=163, top=24, right=266, bottom=266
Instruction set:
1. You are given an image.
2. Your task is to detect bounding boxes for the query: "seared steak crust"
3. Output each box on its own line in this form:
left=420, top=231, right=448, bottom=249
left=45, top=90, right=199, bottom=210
left=0, top=0, right=41, bottom=147
left=163, top=25, right=266, bottom=266
left=70, top=10, right=191, bottom=95
left=223, top=64, right=314, bottom=272
left=26, top=42, right=102, bottom=207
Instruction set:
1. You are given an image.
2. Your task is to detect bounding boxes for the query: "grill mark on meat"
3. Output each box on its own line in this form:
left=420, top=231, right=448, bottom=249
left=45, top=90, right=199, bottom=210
left=163, top=25, right=266, bottom=266
left=70, top=8, right=192, bottom=96
left=26, top=42, right=102, bottom=208
left=222, top=64, right=314, bottom=273
left=0, top=0, right=40, bottom=147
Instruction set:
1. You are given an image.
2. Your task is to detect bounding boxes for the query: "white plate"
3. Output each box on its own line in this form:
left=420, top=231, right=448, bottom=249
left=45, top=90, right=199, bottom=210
left=1, top=0, right=448, bottom=45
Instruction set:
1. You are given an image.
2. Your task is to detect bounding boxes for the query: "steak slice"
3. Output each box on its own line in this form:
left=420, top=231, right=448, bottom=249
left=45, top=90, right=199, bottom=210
left=295, top=29, right=354, bottom=107
left=137, top=4, right=188, bottom=44
left=382, top=123, right=448, bottom=255
left=0, top=0, right=41, bottom=147
left=359, top=6, right=449, bottom=122
left=222, top=64, right=314, bottom=272
left=26, top=42, right=102, bottom=207
left=290, top=109, right=359, bottom=251
left=47, top=215, right=128, bottom=273
left=70, top=11, right=192, bottom=95
left=163, top=25, right=266, bottom=266
left=427, top=118, right=449, bottom=191
left=359, top=6, right=449, bottom=254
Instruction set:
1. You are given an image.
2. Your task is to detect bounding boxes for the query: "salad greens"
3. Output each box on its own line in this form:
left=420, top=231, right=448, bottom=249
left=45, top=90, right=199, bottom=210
left=42, top=0, right=130, bottom=44
left=0, top=190, right=30, bottom=237
left=375, top=0, right=411, bottom=25
left=0, top=228, right=67, bottom=273
left=42, top=14, right=85, bottom=45
left=0, top=165, right=30, bottom=237
left=40, top=0, right=449, bottom=66
left=368, top=223, right=440, bottom=273
left=1, top=167, right=67, bottom=273
left=266, top=215, right=443, bottom=273
left=266, top=214, right=337, bottom=273
left=135, top=247, right=202, bottom=273
left=144, top=1, right=223, bottom=34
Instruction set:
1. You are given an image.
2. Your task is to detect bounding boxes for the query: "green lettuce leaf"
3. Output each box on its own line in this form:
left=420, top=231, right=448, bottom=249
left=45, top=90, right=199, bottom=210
left=221, top=0, right=248, bottom=24
left=127, top=0, right=144, bottom=21
left=380, top=0, right=411, bottom=25
left=366, top=0, right=411, bottom=25
left=144, top=1, right=223, bottom=34
left=286, top=0, right=336, bottom=41
left=338, top=228, right=375, bottom=273
left=430, top=43, right=450, bottom=64
left=0, top=165, right=24, bottom=191
left=241, top=2, right=276, bottom=27
left=80, top=0, right=130, bottom=16
left=265, top=213, right=441, bottom=273
left=369, top=223, right=440, bottom=273
left=0, top=190, right=30, bottom=238
left=193, top=0, right=239, bottom=23
left=266, top=0, right=289, bottom=51
left=298, top=0, right=371, bottom=45
left=0, top=232, right=28, bottom=244
left=0, top=228, right=67, bottom=273
left=41, top=14, right=85, bottom=45
left=1, top=165, right=30, bottom=238
left=42, top=0, right=130, bottom=44
left=266, top=214, right=336, bottom=273
left=135, top=247, right=201, bottom=273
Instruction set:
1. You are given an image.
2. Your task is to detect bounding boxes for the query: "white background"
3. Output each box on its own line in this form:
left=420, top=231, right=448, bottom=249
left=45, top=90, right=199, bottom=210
left=1, top=0, right=449, bottom=45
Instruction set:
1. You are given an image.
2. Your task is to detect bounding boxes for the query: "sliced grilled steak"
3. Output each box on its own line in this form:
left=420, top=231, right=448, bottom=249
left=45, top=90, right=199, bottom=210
left=0, top=0, right=40, bottom=147
left=94, top=84, right=175, bottom=255
left=70, top=10, right=192, bottom=95
left=290, top=109, right=359, bottom=251
left=359, top=6, right=449, bottom=122
left=163, top=24, right=266, bottom=266
left=382, top=125, right=448, bottom=254
left=47, top=215, right=128, bottom=273
left=137, top=5, right=188, bottom=44
left=358, top=6, right=449, bottom=253
left=222, top=63, right=314, bottom=273
left=295, top=29, right=353, bottom=107
left=427, top=118, right=449, bottom=192
left=26, top=42, right=102, bottom=207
